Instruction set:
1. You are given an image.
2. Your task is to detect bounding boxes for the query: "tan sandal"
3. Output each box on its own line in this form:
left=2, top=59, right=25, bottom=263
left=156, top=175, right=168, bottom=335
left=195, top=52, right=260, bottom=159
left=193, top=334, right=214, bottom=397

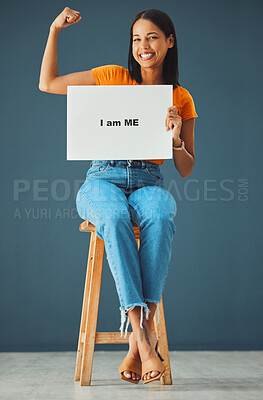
left=141, top=343, right=166, bottom=384
left=119, top=356, right=141, bottom=384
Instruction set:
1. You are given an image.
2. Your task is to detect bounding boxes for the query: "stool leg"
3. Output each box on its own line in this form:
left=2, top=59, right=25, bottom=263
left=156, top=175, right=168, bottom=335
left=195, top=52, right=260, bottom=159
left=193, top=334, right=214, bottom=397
left=80, top=232, right=105, bottom=386
left=74, top=231, right=96, bottom=382
left=153, top=296, right=172, bottom=385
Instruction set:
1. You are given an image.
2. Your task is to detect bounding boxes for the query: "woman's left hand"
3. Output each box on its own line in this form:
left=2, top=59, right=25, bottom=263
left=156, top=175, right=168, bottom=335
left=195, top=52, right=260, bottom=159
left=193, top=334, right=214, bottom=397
left=165, top=106, right=182, bottom=145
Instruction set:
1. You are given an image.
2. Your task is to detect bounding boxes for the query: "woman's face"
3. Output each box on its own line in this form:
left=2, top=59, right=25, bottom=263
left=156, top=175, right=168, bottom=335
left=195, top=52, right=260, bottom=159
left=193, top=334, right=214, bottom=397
left=132, top=18, right=174, bottom=70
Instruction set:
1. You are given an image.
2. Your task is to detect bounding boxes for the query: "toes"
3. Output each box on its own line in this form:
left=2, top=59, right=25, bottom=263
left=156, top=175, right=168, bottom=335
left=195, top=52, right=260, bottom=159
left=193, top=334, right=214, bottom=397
left=151, top=370, right=159, bottom=378
left=144, top=372, right=151, bottom=380
left=143, top=371, right=159, bottom=380
left=133, top=372, right=140, bottom=380
left=123, top=371, right=140, bottom=380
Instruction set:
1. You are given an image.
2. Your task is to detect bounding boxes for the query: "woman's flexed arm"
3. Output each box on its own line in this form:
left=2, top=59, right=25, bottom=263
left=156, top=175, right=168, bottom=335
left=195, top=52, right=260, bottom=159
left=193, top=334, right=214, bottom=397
left=38, top=7, right=95, bottom=94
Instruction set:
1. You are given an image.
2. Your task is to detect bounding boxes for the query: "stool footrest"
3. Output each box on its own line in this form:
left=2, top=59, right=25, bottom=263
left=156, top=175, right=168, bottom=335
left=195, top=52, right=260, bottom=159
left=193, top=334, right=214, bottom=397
left=81, top=331, right=131, bottom=344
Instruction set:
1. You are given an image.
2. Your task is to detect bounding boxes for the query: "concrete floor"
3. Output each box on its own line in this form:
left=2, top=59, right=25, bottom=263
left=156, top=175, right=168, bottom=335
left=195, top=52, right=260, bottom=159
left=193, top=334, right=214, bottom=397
left=0, top=351, right=262, bottom=400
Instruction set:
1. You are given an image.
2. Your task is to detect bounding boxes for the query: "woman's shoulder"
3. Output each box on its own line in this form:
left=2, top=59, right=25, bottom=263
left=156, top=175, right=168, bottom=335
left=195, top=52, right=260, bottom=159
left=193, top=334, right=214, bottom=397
left=173, top=84, right=193, bottom=98
left=173, top=84, right=198, bottom=121
left=92, top=64, right=126, bottom=74
left=173, top=84, right=197, bottom=104
left=91, top=64, right=133, bottom=85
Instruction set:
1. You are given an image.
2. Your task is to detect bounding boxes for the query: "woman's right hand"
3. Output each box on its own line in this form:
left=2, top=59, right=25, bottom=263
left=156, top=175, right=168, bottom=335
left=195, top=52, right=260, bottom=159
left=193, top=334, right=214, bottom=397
left=50, top=7, right=81, bottom=31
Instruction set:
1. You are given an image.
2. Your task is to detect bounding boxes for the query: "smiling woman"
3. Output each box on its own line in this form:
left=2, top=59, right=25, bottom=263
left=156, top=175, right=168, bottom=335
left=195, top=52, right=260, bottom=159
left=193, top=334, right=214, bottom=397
left=128, top=10, right=178, bottom=88
left=38, top=7, right=198, bottom=385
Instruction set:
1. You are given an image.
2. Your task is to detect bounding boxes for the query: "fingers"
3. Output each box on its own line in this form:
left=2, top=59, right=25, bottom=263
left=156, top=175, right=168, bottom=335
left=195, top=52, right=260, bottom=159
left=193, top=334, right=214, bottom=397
left=167, top=106, right=179, bottom=115
left=66, top=9, right=81, bottom=24
left=167, top=119, right=176, bottom=131
left=72, top=10, right=81, bottom=21
left=66, top=14, right=80, bottom=23
left=165, top=117, right=182, bottom=131
left=168, top=119, right=174, bottom=131
left=165, top=106, right=181, bottom=130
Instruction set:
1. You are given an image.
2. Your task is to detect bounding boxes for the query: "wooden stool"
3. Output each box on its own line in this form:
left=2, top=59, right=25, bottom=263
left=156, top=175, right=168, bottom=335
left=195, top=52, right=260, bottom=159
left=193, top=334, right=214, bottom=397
left=74, top=219, right=172, bottom=386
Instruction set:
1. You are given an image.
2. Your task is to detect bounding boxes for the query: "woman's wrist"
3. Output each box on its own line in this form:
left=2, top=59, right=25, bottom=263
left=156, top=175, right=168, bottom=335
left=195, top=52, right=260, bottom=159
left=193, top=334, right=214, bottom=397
left=173, top=138, right=183, bottom=148
left=50, top=24, right=61, bottom=34
left=172, top=139, right=185, bottom=152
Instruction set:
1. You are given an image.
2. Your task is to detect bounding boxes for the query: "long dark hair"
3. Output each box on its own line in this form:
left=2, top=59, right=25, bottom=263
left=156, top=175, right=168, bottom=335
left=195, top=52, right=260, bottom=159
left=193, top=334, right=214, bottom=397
left=128, top=9, right=180, bottom=88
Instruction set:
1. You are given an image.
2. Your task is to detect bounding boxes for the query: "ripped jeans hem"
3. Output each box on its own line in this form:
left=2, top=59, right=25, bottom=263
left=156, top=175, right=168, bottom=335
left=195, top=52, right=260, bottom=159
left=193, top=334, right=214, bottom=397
left=143, top=299, right=161, bottom=329
left=119, top=303, right=150, bottom=338
left=119, top=300, right=160, bottom=338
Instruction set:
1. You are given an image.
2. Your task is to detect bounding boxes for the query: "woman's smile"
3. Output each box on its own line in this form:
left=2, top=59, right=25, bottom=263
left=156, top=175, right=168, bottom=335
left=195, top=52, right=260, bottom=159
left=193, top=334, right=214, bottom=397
left=139, top=52, right=155, bottom=61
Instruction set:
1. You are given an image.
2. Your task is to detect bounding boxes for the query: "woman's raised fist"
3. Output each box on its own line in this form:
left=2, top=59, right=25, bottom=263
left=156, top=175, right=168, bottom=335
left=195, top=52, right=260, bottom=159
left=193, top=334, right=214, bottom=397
left=50, top=7, right=81, bottom=31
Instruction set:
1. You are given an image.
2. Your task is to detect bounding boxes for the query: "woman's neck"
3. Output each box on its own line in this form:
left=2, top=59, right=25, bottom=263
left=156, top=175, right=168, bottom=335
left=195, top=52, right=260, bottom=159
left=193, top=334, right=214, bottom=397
left=140, top=66, right=163, bottom=85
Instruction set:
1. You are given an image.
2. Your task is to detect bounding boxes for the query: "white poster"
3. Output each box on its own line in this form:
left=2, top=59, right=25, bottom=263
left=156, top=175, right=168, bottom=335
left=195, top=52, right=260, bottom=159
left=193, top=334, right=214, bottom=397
left=67, top=85, right=173, bottom=160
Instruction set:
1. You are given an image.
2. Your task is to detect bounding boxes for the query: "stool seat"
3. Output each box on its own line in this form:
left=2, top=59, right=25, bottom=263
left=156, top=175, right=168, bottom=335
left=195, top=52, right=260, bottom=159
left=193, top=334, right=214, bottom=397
left=79, top=219, right=140, bottom=235
left=74, top=219, right=172, bottom=386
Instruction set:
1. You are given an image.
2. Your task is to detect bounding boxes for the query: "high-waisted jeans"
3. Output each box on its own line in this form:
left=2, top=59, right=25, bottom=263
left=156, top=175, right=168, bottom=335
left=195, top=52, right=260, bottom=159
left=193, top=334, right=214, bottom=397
left=76, top=160, right=177, bottom=337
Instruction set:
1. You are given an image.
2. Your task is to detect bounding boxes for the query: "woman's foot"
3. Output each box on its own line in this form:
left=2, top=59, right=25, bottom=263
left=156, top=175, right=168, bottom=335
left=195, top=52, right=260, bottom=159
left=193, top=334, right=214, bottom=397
left=135, top=326, right=160, bottom=381
left=122, top=332, right=141, bottom=381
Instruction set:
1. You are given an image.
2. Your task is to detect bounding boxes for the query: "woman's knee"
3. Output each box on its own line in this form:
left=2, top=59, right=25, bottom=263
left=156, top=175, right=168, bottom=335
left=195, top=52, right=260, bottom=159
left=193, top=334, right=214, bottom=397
left=75, top=188, right=89, bottom=220
left=76, top=179, right=129, bottom=220
left=129, top=186, right=177, bottom=219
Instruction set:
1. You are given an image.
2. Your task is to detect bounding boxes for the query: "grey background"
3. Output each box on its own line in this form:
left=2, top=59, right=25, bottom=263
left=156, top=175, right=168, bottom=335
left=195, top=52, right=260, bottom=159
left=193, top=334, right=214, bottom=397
left=0, top=0, right=262, bottom=351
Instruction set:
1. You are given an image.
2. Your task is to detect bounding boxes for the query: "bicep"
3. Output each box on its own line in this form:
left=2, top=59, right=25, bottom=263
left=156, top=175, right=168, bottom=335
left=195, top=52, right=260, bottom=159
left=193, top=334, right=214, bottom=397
left=40, top=69, right=96, bottom=95
left=180, top=118, right=196, bottom=160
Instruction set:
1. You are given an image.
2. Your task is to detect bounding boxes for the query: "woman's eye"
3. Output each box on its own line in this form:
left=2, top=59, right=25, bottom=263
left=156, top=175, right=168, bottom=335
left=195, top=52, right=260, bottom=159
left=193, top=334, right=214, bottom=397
left=133, top=36, right=157, bottom=42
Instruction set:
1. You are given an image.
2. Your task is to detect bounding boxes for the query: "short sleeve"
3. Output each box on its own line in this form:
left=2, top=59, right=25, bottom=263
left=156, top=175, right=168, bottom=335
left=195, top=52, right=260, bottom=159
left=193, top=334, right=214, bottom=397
left=181, top=90, right=198, bottom=121
left=91, top=65, right=127, bottom=85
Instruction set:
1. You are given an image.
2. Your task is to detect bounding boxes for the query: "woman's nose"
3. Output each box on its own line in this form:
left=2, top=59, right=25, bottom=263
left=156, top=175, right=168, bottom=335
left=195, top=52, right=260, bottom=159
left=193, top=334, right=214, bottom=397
left=140, top=39, right=150, bottom=49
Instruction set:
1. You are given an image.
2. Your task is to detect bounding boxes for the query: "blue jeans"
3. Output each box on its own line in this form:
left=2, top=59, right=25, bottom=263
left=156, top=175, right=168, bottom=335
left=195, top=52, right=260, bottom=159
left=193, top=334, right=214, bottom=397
left=76, top=160, right=177, bottom=337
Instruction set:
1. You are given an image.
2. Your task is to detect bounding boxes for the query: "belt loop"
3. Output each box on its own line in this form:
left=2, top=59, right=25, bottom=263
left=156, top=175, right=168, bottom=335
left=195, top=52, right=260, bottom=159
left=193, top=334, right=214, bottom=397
left=141, top=161, right=146, bottom=169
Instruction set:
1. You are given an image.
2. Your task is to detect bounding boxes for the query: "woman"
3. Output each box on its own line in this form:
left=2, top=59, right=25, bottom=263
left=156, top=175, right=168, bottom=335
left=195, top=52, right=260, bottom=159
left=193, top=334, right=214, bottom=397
left=39, top=7, right=198, bottom=384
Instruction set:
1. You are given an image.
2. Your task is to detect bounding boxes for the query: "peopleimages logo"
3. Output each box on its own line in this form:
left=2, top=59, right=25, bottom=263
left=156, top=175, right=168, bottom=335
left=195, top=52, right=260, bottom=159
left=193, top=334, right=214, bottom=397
left=166, top=178, right=248, bottom=202
left=12, top=178, right=248, bottom=220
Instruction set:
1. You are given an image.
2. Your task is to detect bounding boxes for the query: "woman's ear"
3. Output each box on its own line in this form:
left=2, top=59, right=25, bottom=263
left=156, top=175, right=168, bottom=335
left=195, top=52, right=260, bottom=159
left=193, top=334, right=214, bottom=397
left=168, top=34, right=175, bottom=48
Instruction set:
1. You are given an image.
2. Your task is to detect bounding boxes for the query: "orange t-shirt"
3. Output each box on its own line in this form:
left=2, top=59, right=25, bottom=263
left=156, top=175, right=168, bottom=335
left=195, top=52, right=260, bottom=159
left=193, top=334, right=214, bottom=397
left=91, top=64, right=198, bottom=165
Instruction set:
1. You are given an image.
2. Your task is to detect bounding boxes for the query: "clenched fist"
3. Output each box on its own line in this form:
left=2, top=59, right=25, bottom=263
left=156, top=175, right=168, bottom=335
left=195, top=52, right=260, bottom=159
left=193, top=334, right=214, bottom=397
left=50, top=7, right=81, bottom=31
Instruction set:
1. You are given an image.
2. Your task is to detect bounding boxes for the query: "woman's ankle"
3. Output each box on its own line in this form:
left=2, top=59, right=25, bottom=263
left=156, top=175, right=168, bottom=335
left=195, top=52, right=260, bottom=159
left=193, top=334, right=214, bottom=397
left=134, top=325, right=155, bottom=345
left=135, top=331, right=157, bottom=363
